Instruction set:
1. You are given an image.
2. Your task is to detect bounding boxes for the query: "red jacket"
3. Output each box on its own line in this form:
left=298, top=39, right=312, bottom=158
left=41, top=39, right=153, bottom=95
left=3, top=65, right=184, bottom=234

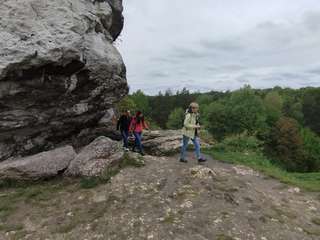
left=129, top=117, right=149, bottom=133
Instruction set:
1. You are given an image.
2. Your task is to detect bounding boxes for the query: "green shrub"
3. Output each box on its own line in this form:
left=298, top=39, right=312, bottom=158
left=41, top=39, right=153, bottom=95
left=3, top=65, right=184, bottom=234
left=216, top=132, right=263, bottom=153
left=300, top=128, right=320, bottom=172
left=205, top=86, right=268, bottom=140
left=198, top=130, right=216, bottom=145
left=116, top=96, right=137, bottom=113
left=302, top=88, right=320, bottom=135
left=130, top=90, right=152, bottom=116
left=267, top=117, right=305, bottom=172
left=166, top=108, right=185, bottom=129
left=227, top=86, right=267, bottom=135
left=146, top=117, right=162, bottom=130
left=205, top=101, right=229, bottom=140
left=264, top=91, right=283, bottom=126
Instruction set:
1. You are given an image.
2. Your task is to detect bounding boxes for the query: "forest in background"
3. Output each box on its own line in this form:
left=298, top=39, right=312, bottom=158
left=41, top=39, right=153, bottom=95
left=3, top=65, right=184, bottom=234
left=117, top=86, right=320, bottom=179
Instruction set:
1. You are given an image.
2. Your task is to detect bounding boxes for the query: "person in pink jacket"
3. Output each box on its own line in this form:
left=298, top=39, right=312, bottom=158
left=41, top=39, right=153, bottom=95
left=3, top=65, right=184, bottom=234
left=129, top=111, right=149, bottom=155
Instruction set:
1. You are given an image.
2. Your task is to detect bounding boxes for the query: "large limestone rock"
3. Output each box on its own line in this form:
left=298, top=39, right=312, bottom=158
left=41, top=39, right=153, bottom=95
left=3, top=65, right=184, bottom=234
left=142, top=130, right=183, bottom=156
left=141, top=130, right=213, bottom=156
left=66, top=136, right=124, bottom=177
left=0, top=0, right=128, bottom=161
left=74, top=107, right=122, bottom=148
left=0, top=146, right=76, bottom=180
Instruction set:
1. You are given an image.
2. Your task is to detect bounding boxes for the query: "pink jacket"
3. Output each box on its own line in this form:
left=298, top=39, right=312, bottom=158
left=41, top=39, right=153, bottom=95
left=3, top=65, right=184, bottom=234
left=129, top=117, right=149, bottom=133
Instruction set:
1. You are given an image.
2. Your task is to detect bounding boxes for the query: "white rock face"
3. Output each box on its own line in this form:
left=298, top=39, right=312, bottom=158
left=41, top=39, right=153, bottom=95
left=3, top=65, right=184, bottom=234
left=142, top=130, right=183, bottom=156
left=0, top=146, right=76, bottom=180
left=66, top=136, right=124, bottom=177
left=0, top=0, right=127, bottom=160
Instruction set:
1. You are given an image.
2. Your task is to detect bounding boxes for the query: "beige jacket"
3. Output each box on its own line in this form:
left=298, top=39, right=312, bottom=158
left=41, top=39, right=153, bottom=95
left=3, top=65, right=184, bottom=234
left=182, top=112, right=198, bottom=139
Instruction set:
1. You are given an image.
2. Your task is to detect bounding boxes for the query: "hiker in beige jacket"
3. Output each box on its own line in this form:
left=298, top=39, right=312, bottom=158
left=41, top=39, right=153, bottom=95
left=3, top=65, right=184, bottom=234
left=180, top=102, right=206, bottom=164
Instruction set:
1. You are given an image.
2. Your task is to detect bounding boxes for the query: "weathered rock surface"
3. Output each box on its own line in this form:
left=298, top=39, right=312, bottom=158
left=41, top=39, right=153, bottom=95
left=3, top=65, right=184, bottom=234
left=0, top=0, right=128, bottom=161
left=142, top=130, right=182, bottom=156
left=0, top=145, right=76, bottom=180
left=142, top=130, right=212, bottom=156
left=66, top=136, right=123, bottom=176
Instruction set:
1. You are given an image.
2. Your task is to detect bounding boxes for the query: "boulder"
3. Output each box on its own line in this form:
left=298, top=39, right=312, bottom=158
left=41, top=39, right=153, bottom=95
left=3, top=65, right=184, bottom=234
left=143, top=131, right=182, bottom=156
left=66, top=136, right=124, bottom=177
left=0, top=146, right=76, bottom=180
left=0, top=0, right=128, bottom=161
left=142, top=130, right=212, bottom=156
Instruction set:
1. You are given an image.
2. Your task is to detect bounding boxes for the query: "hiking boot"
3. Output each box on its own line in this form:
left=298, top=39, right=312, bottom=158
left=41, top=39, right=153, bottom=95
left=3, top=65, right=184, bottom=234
left=180, top=158, right=188, bottom=163
left=140, top=151, right=145, bottom=156
left=132, top=147, right=137, bottom=152
left=198, top=158, right=207, bottom=164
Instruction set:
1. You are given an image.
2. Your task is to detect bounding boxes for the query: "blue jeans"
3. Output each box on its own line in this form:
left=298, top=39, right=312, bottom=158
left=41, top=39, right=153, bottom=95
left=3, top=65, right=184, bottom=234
left=180, top=135, right=201, bottom=160
left=121, top=130, right=129, bottom=148
left=133, top=132, right=143, bottom=153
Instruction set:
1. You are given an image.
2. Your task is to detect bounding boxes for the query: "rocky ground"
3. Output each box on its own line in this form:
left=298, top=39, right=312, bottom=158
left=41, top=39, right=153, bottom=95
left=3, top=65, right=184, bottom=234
left=0, top=152, right=319, bottom=240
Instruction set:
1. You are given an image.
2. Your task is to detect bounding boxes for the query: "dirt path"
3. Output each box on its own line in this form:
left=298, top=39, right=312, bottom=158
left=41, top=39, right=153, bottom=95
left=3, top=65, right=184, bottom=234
left=0, top=152, right=320, bottom=240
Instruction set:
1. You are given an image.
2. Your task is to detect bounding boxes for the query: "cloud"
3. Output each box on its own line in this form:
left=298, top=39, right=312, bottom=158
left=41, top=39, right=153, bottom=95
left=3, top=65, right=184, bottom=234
left=308, top=68, right=320, bottom=75
left=171, top=47, right=206, bottom=59
left=303, top=11, right=320, bottom=32
left=200, top=40, right=244, bottom=52
left=118, top=0, right=320, bottom=95
left=146, top=71, right=169, bottom=79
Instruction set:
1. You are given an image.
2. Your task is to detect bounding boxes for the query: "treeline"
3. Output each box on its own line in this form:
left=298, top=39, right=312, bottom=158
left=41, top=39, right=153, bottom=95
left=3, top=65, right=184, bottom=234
left=117, top=86, right=320, bottom=173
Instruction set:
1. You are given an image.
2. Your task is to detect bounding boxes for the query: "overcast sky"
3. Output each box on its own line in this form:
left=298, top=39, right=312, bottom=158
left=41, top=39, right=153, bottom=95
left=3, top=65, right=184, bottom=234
left=117, top=0, right=320, bottom=95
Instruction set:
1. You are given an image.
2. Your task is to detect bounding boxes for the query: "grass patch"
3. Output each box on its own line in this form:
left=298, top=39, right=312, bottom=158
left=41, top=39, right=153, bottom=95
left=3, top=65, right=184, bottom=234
left=51, top=202, right=110, bottom=234
left=161, top=208, right=185, bottom=224
left=216, top=234, right=235, bottom=240
left=312, top=217, right=320, bottom=225
left=0, top=179, right=26, bottom=189
left=79, top=168, right=119, bottom=189
left=204, top=148, right=320, bottom=192
left=0, top=203, right=15, bottom=221
left=270, top=205, right=297, bottom=220
left=302, top=226, right=320, bottom=236
left=120, top=153, right=145, bottom=168
left=0, top=223, right=24, bottom=232
left=0, top=178, right=76, bottom=221
left=162, top=212, right=176, bottom=224
left=53, top=218, right=83, bottom=234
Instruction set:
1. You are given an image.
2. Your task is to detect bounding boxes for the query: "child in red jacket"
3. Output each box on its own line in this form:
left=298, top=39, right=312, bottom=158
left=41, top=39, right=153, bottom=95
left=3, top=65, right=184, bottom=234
left=130, top=111, right=149, bottom=155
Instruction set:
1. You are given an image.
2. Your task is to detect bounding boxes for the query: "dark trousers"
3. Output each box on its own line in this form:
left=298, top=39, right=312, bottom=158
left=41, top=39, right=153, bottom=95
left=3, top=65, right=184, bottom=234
left=133, top=132, right=143, bottom=153
left=121, top=130, right=129, bottom=148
